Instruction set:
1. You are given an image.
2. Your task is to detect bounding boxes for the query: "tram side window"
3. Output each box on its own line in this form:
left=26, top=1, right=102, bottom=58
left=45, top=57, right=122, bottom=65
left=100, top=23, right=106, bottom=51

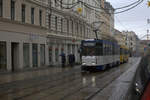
left=115, top=45, right=117, bottom=55
left=103, top=43, right=106, bottom=56
left=110, top=44, right=112, bottom=55
left=120, top=48, right=123, bottom=55
left=106, top=44, right=109, bottom=55
left=117, top=46, right=119, bottom=55
left=108, top=44, right=111, bottom=55
left=107, top=44, right=110, bottom=55
left=96, top=42, right=103, bottom=56
left=106, top=44, right=108, bottom=56
left=112, top=44, right=115, bottom=55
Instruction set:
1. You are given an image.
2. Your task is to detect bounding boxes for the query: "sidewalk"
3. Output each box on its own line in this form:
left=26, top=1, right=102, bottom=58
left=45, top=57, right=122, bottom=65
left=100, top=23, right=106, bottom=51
left=108, top=58, right=141, bottom=100
left=91, top=57, right=141, bottom=100
left=0, top=65, right=80, bottom=85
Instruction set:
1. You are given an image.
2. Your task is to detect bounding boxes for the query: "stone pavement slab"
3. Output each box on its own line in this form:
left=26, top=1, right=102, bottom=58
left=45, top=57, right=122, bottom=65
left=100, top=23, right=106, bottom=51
left=0, top=66, right=80, bottom=85
left=91, top=58, right=141, bottom=100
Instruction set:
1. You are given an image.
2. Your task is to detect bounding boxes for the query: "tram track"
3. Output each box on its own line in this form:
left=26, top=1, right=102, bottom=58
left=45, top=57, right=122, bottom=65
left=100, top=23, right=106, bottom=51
left=60, top=67, right=123, bottom=100
left=60, top=63, right=131, bottom=100
left=37, top=65, right=125, bottom=100
left=0, top=62, right=132, bottom=100
left=15, top=67, right=115, bottom=100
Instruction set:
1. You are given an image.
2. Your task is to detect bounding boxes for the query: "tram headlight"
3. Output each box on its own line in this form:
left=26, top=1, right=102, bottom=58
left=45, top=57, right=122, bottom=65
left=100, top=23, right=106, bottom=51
left=92, top=62, right=96, bottom=65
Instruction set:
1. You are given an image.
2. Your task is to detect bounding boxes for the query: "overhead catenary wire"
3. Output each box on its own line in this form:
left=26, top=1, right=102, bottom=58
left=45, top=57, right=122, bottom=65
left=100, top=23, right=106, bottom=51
left=56, top=0, right=142, bottom=10
left=115, top=0, right=142, bottom=10
left=114, top=0, right=144, bottom=14
left=55, top=0, right=79, bottom=9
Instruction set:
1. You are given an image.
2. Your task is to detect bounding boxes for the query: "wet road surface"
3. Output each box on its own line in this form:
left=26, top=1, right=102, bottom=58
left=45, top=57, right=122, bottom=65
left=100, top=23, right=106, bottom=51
left=0, top=58, right=139, bottom=100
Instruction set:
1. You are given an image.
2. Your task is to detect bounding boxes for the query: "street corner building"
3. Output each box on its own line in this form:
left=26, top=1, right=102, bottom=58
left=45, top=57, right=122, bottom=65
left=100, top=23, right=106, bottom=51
left=0, top=0, right=49, bottom=72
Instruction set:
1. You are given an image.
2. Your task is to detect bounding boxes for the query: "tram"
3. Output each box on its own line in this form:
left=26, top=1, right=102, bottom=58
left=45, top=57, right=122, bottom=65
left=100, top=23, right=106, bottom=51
left=120, top=45, right=129, bottom=64
left=81, top=39, right=120, bottom=71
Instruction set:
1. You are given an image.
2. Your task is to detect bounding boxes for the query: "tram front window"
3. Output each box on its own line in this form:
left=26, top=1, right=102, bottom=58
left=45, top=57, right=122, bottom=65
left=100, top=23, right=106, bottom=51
left=82, top=47, right=96, bottom=56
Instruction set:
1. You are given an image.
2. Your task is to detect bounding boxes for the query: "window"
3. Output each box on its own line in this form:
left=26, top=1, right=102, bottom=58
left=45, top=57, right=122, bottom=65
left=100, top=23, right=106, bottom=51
left=67, top=19, right=69, bottom=34
left=22, top=4, right=25, bottom=23
left=72, top=20, right=74, bottom=34
left=40, top=44, right=45, bottom=65
left=60, top=0, right=62, bottom=8
left=11, top=0, right=15, bottom=20
left=77, top=23, right=78, bottom=35
left=83, top=25, right=85, bottom=37
left=39, top=10, right=42, bottom=26
left=48, top=14, right=51, bottom=29
left=0, top=41, right=7, bottom=71
left=32, top=44, right=38, bottom=67
left=55, top=47, right=58, bottom=62
left=31, top=8, right=34, bottom=24
left=80, top=25, right=82, bottom=36
left=0, top=0, right=2, bottom=17
left=61, top=18, right=63, bottom=32
left=49, top=45, right=52, bottom=63
left=55, top=16, right=57, bottom=31
left=55, top=0, right=57, bottom=7
left=23, top=43, right=29, bottom=68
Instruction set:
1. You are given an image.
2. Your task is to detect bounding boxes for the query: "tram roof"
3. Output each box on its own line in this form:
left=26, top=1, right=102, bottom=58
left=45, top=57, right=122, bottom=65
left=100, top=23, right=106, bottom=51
left=82, top=39, right=118, bottom=45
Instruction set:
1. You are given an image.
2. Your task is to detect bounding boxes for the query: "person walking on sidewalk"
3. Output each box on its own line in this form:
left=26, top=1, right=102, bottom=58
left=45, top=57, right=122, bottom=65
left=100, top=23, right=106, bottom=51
left=72, top=54, right=75, bottom=66
left=60, top=52, right=66, bottom=67
left=68, top=54, right=74, bottom=67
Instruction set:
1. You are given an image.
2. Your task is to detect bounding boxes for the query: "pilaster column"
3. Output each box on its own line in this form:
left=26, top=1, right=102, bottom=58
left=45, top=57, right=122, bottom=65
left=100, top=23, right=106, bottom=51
left=75, top=45, right=78, bottom=63
left=65, top=44, right=68, bottom=64
left=45, top=44, right=49, bottom=66
left=19, top=42, right=23, bottom=70
left=38, top=44, right=41, bottom=67
left=58, top=44, right=62, bottom=65
left=70, top=44, right=73, bottom=54
left=52, top=44, right=56, bottom=65
left=29, top=43, right=33, bottom=68
left=6, top=41, right=12, bottom=71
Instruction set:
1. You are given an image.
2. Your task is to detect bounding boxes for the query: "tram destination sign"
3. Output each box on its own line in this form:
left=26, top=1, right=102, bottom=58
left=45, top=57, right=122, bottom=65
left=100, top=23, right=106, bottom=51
left=83, top=42, right=95, bottom=46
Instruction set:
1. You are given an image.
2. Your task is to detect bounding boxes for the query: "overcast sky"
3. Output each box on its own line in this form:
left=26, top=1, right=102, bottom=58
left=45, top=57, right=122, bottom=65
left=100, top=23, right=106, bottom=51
left=106, top=0, right=149, bottom=39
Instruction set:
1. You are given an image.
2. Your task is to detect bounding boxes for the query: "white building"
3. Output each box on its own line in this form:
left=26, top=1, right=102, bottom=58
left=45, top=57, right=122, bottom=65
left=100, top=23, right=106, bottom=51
left=0, top=0, right=108, bottom=71
left=46, top=0, right=103, bottom=66
left=0, top=0, right=49, bottom=72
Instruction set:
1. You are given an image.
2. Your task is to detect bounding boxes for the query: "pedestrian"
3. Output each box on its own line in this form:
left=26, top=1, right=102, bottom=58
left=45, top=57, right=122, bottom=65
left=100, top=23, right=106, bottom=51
left=72, top=54, right=75, bottom=66
left=60, top=52, right=66, bottom=67
left=68, top=54, right=74, bottom=67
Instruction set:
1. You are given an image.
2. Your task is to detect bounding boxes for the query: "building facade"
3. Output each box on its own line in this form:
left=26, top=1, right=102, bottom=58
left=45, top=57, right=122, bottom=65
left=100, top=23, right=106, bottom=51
left=0, top=0, right=115, bottom=71
left=0, top=0, right=49, bottom=72
left=99, top=1, right=115, bottom=39
left=46, top=0, right=104, bottom=66
left=114, top=29, right=126, bottom=46
left=122, top=31, right=139, bottom=56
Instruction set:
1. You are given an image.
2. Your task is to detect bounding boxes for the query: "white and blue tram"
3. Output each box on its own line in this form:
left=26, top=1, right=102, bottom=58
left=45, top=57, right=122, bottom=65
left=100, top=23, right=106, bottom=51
left=81, top=39, right=120, bottom=71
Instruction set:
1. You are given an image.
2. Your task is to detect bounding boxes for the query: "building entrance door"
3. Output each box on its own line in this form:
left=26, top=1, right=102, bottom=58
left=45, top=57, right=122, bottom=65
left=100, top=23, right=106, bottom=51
left=0, top=42, right=7, bottom=71
left=32, top=44, right=38, bottom=67
left=11, top=43, right=19, bottom=72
